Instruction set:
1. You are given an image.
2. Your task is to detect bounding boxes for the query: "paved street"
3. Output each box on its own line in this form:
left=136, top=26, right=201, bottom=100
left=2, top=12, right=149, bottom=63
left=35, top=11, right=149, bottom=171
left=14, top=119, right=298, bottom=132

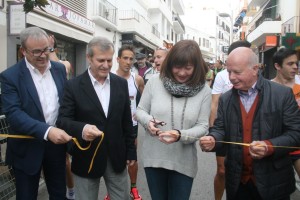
left=37, top=126, right=300, bottom=200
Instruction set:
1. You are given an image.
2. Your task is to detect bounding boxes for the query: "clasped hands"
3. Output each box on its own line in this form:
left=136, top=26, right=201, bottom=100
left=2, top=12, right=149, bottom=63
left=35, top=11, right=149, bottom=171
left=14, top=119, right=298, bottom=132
left=199, top=136, right=269, bottom=159
left=148, top=117, right=179, bottom=144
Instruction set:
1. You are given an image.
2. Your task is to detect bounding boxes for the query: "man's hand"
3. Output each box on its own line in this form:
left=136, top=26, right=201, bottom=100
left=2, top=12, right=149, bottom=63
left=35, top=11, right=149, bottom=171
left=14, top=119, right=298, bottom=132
left=48, top=127, right=72, bottom=144
left=199, top=136, right=216, bottom=151
left=83, top=124, right=103, bottom=141
left=249, top=141, right=268, bottom=159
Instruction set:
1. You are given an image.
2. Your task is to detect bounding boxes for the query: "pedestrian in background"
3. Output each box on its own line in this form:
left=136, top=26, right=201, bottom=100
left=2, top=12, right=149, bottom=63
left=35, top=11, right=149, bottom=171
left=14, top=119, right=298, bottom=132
left=132, top=52, right=153, bottom=84
left=271, top=47, right=300, bottom=187
left=143, top=46, right=169, bottom=82
left=205, top=63, right=214, bottom=87
left=153, top=46, right=169, bottom=72
left=48, top=34, right=75, bottom=200
left=0, top=26, right=72, bottom=200
left=136, top=40, right=211, bottom=200
left=110, top=44, right=144, bottom=200
left=200, top=47, right=300, bottom=200
left=56, top=36, right=136, bottom=200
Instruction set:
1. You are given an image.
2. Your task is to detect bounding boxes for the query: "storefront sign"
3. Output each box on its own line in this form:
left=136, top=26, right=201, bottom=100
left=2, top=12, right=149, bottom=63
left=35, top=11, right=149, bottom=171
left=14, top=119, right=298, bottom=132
left=36, top=0, right=95, bottom=33
left=9, top=4, right=26, bottom=35
left=265, top=35, right=277, bottom=47
left=282, top=33, right=300, bottom=49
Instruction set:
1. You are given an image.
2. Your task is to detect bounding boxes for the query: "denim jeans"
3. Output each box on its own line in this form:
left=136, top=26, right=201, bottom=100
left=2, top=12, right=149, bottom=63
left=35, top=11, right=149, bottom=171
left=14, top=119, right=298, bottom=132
left=144, top=167, right=193, bottom=200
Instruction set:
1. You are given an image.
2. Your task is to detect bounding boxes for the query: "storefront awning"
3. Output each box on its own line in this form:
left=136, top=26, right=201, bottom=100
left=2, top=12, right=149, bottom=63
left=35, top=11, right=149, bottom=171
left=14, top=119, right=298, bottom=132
left=234, top=10, right=246, bottom=27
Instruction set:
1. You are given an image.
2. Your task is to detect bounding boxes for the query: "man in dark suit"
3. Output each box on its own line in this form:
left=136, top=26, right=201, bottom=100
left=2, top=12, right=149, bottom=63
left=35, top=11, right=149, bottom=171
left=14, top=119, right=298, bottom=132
left=57, top=36, right=137, bottom=200
left=0, top=27, right=72, bottom=200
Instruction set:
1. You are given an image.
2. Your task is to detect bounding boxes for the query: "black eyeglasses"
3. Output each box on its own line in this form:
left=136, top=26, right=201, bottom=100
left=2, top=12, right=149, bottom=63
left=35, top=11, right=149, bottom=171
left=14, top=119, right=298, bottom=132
left=25, top=47, right=53, bottom=57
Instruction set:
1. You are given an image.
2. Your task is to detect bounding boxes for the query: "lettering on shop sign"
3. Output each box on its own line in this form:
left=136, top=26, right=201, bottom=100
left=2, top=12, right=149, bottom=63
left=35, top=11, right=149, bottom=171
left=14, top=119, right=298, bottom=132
left=36, top=0, right=95, bottom=34
left=9, top=4, right=26, bottom=35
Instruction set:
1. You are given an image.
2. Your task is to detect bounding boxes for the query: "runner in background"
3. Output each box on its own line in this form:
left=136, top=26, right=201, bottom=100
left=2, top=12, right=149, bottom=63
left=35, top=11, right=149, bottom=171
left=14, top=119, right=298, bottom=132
left=48, top=34, right=75, bottom=200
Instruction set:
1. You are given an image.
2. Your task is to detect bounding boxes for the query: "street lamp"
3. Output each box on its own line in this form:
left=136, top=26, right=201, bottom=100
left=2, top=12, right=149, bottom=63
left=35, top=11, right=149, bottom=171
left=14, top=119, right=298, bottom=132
left=219, top=12, right=233, bottom=45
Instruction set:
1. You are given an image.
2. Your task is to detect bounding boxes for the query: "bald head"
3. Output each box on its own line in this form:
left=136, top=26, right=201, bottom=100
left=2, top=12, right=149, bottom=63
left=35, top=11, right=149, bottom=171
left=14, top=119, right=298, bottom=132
left=226, top=47, right=259, bottom=91
left=228, top=47, right=258, bottom=68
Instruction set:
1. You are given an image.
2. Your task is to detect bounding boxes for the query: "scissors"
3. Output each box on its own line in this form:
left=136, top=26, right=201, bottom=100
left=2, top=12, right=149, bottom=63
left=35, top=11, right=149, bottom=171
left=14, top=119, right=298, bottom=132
left=151, top=116, right=167, bottom=128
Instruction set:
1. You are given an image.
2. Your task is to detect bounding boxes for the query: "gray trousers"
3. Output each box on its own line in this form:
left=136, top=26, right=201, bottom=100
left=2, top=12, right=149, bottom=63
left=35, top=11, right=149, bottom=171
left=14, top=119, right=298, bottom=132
left=73, top=159, right=130, bottom=200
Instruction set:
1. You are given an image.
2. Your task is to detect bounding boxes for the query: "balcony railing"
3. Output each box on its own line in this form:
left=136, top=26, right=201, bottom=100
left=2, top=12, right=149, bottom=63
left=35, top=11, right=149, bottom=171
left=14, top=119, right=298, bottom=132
left=282, top=16, right=300, bottom=35
left=119, top=9, right=140, bottom=21
left=249, top=13, right=280, bottom=34
left=92, top=0, right=117, bottom=25
left=172, top=13, right=185, bottom=32
left=119, top=10, right=160, bottom=38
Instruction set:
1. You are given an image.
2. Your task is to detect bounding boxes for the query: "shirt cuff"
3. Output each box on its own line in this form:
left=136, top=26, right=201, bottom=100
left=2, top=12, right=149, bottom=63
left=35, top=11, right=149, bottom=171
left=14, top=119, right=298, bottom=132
left=82, top=124, right=89, bottom=140
left=44, top=126, right=52, bottom=141
left=263, top=140, right=274, bottom=156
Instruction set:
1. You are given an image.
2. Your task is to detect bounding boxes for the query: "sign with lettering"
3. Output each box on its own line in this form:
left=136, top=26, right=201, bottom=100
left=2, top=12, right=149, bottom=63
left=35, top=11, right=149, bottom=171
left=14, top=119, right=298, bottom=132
left=36, top=0, right=95, bottom=34
left=9, top=4, right=26, bottom=35
left=222, top=46, right=229, bottom=54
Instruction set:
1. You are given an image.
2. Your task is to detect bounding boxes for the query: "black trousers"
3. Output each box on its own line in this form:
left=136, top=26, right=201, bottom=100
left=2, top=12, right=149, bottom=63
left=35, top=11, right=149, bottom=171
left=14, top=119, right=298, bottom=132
left=233, top=180, right=290, bottom=200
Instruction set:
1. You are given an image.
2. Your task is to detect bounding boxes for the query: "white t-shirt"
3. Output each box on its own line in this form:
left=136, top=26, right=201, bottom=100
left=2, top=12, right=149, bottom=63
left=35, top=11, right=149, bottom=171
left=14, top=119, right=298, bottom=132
left=212, top=69, right=233, bottom=94
left=112, top=71, right=138, bottom=126
left=295, top=75, right=300, bottom=84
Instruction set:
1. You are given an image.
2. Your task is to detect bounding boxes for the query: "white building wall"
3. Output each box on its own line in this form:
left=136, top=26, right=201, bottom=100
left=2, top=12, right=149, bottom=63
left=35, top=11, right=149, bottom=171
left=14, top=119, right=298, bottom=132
left=0, top=9, right=7, bottom=72
left=183, top=26, right=215, bottom=62
left=278, top=0, right=298, bottom=23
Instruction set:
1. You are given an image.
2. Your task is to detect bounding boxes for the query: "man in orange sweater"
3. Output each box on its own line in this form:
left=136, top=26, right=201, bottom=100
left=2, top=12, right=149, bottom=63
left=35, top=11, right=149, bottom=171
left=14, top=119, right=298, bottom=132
left=271, top=47, right=300, bottom=189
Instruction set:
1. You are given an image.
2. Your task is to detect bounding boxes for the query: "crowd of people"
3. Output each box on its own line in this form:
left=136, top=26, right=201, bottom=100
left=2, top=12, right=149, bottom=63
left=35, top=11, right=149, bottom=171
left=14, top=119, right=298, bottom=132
left=1, top=26, right=300, bottom=200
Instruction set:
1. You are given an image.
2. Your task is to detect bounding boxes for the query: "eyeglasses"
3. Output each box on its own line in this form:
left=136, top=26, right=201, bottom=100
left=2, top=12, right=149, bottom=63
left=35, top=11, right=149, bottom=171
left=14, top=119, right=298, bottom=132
left=25, top=47, right=53, bottom=57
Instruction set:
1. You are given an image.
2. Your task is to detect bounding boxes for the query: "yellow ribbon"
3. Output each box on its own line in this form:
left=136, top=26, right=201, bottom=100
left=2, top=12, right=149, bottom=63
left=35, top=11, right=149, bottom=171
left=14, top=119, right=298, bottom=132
left=216, top=140, right=300, bottom=149
left=159, top=132, right=300, bottom=149
left=0, top=133, right=104, bottom=173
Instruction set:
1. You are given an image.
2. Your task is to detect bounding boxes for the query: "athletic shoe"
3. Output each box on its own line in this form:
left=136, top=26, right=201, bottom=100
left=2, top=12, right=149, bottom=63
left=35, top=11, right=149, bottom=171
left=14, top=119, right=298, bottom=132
left=130, top=187, right=142, bottom=200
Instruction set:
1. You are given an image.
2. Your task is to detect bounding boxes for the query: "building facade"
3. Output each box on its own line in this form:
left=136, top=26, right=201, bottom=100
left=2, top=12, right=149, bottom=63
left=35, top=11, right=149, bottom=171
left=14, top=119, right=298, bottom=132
left=245, top=0, right=300, bottom=79
left=0, top=0, right=185, bottom=74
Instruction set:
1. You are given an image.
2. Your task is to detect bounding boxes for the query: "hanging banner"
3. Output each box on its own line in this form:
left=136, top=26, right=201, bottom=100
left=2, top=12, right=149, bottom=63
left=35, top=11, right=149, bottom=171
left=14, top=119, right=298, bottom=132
left=34, top=0, right=95, bottom=34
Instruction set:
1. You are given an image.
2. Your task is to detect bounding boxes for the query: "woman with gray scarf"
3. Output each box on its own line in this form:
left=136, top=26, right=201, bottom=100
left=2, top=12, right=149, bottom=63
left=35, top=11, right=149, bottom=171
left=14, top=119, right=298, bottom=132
left=136, top=40, right=211, bottom=200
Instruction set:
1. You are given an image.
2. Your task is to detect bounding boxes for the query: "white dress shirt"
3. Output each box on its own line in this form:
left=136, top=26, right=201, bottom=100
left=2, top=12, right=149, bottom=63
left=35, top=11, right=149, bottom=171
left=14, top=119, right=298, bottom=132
left=88, top=68, right=110, bottom=117
left=25, top=58, right=59, bottom=140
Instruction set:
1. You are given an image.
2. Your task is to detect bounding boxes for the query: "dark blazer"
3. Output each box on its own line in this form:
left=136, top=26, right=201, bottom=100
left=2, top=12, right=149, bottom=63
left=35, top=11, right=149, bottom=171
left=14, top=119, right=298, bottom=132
left=210, top=75, right=300, bottom=200
left=57, top=70, right=136, bottom=178
left=0, top=59, right=67, bottom=175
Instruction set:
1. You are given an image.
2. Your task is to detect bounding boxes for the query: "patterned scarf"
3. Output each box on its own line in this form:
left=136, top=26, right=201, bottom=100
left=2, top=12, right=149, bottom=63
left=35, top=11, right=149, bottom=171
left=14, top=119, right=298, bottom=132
left=162, top=77, right=204, bottom=97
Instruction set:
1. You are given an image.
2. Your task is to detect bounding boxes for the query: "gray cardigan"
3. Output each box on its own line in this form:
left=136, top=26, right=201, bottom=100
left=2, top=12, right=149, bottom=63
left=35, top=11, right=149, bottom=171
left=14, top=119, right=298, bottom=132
left=136, top=74, right=212, bottom=178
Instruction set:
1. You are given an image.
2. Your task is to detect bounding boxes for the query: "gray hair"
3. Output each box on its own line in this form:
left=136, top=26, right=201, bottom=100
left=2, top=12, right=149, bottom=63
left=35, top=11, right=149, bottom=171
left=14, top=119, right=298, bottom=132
left=87, top=36, right=114, bottom=57
left=20, top=27, right=49, bottom=48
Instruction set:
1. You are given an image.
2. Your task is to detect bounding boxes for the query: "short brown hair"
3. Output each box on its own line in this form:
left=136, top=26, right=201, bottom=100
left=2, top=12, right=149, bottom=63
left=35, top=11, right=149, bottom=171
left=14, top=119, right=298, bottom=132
left=160, top=40, right=208, bottom=86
